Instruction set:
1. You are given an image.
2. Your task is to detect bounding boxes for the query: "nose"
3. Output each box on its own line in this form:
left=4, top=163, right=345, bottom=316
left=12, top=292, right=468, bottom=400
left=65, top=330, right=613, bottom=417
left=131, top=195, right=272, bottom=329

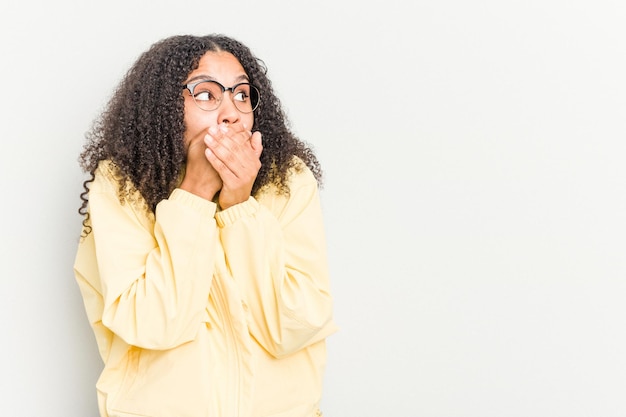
left=217, top=91, right=240, bottom=125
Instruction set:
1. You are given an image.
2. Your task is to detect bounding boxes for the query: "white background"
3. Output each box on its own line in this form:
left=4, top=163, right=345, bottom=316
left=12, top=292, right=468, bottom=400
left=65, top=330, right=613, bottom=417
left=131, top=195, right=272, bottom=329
left=1, top=0, right=625, bottom=416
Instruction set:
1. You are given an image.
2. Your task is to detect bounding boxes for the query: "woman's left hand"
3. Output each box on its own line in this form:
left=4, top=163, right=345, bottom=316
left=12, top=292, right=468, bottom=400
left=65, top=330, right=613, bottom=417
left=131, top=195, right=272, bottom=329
left=204, top=123, right=263, bottom=210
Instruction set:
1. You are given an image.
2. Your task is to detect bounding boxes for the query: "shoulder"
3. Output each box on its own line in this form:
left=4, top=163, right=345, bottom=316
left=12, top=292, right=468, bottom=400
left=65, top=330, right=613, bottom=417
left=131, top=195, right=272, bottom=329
left=256, top=157, right=321, bottom=216
left=258, top=156, right=319, bottom=197
left=287, top=156, right=318, bottom=189
left=91, top=160, right=149, bottom=214
left=91, top=160, right=123, bottom=193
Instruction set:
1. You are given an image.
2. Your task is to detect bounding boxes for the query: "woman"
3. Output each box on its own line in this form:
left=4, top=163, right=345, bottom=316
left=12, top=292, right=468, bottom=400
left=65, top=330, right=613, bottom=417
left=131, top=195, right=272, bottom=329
left=74, top=34, right=337, bottom=417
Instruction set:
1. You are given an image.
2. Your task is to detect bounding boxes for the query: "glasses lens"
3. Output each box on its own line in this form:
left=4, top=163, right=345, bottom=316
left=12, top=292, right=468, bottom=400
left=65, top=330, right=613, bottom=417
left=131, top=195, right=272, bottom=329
left=189, top=81, right=260, bottom=113
left=192, top=81, right=223, bottom=111
left=232, top=83, right=260, bottom=113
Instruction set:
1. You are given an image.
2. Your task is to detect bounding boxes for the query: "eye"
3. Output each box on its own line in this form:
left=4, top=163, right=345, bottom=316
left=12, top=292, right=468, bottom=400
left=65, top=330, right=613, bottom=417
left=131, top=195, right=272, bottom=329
left=233, top=90, right=250, bottom=103
left=194, top=90, right=216, bottom=102
left=192, top=81, right=221, bottom=103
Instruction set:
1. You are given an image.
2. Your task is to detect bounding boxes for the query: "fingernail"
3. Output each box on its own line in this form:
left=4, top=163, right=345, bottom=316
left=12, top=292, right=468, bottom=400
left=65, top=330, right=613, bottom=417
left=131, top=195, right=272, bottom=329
left=219, top=124, right=228, bottom=133
left=209, top=126, right=218, bottom=135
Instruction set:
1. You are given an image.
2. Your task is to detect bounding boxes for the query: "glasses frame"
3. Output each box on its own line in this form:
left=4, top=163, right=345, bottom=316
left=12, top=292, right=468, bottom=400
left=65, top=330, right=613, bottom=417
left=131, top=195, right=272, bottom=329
left=183, top=79, right=261, bottom=113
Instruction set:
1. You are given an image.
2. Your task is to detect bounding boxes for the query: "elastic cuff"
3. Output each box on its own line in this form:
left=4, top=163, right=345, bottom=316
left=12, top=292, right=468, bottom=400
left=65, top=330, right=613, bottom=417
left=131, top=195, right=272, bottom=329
left=215, top=196, right=259, bottom=227
left=169, top=188, right=217, bottom=216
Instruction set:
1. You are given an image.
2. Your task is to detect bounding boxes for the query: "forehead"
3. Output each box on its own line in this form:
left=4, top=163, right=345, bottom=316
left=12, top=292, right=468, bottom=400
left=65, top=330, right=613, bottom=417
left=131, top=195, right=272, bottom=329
left=187, top=51, right=247, bottom=83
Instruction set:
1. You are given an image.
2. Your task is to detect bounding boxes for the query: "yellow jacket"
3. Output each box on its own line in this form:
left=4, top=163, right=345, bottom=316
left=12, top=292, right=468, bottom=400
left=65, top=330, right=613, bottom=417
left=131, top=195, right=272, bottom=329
left=74, top=159, right=337, bottom=417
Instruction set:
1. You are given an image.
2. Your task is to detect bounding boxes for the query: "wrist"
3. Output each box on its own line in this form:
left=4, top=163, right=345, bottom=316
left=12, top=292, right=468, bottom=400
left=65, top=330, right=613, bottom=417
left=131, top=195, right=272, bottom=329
left=179, top=180, right=220, bottom=202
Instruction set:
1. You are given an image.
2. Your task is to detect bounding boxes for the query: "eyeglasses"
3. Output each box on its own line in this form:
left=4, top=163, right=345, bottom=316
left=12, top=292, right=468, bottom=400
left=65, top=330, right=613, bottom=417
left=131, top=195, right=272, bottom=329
left=183, top=79, right=260, bottom=113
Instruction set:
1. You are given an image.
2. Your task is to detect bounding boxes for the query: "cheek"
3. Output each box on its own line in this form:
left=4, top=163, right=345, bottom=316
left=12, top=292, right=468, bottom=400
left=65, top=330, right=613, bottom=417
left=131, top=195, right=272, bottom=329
left=245, top=113, right=255, bottom=130
left=183, top=107, right=215, bottom=145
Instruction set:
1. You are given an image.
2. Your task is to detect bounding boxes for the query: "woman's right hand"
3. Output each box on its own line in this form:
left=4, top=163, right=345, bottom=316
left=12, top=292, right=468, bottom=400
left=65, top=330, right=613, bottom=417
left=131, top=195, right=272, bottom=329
left=179, top=131, right=223, bottom=201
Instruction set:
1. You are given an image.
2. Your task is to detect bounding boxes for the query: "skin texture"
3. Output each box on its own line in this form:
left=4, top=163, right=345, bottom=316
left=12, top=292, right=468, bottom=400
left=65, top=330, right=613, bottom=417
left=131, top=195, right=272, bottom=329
left=180, top=51, right=262, bottom=209
left=78, top=34, right=322, bottom=234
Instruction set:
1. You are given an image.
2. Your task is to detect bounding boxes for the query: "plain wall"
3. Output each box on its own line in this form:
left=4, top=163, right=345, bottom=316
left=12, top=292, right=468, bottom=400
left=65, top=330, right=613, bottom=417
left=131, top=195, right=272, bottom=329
left=1, top=0, right=625, bottom=416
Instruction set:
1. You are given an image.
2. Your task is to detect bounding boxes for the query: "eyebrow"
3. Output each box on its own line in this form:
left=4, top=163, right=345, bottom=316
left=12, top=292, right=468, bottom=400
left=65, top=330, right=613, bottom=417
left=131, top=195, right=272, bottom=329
left=185, top=74, right=250, bottom=85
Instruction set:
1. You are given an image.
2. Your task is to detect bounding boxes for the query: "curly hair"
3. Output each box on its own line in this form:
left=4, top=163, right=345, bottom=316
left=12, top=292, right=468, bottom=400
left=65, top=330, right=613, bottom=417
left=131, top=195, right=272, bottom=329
left=78, top=34, right=322, bottom=234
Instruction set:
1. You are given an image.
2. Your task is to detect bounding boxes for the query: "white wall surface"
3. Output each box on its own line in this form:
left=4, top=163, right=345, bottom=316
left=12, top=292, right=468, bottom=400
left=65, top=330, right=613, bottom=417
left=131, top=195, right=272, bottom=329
left=1, top=1, right=625, bottom=416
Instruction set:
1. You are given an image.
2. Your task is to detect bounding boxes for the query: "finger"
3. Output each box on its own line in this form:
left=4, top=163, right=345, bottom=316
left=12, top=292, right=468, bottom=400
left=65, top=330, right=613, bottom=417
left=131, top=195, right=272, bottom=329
left=207, top=126, right=251, bottom=149
left=229, top=127, right=253, bottom=146
left=204, top=135, right=241, bottom=178
left=204, top=126, right=258, bottom=178
left=250, top=132, right=263, bottom=158
left=204, top=147, right=227, bottom=173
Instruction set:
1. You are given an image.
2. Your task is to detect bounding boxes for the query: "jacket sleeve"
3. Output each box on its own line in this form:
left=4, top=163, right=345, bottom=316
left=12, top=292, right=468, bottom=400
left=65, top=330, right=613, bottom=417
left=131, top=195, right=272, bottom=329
left=216, top=165, right=337, bottom=358
left=87, top=163, right=219, bottom=350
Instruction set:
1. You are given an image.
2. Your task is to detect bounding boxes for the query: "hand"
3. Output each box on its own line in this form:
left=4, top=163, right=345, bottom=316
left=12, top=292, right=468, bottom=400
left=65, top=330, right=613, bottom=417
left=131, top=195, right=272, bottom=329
left=204, top=123, right=263, bottom=209
left=179, top=129, right=223, bottom=201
